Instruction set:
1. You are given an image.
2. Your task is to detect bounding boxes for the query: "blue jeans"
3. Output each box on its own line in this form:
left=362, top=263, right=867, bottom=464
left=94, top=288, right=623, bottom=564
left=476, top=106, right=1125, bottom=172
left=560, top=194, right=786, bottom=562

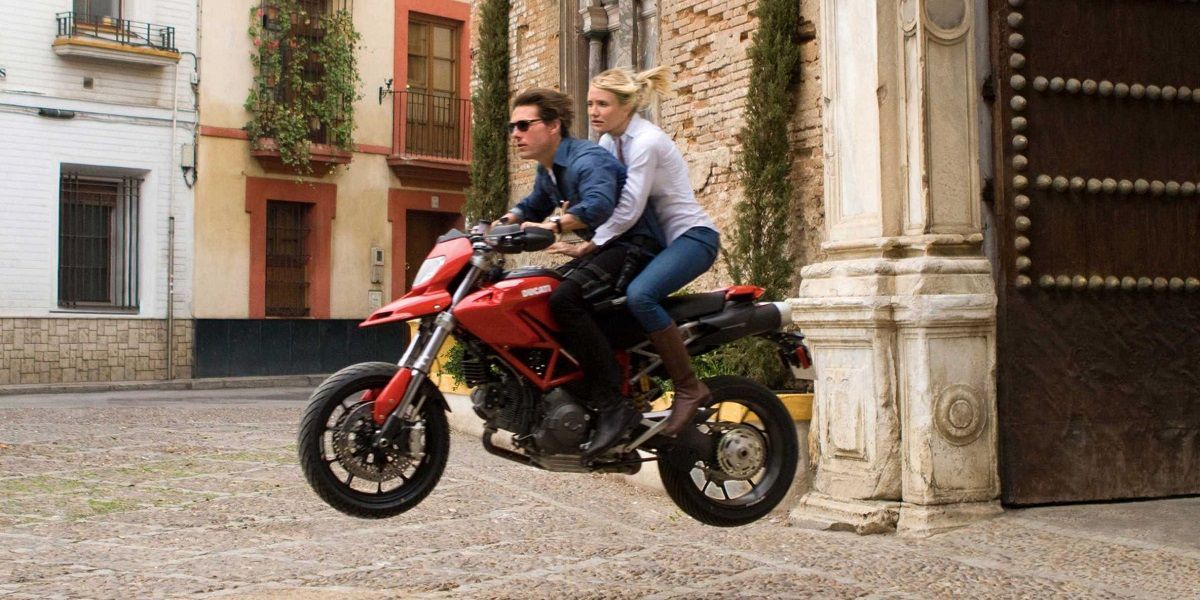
left=625, top=226, right=720, bottom=332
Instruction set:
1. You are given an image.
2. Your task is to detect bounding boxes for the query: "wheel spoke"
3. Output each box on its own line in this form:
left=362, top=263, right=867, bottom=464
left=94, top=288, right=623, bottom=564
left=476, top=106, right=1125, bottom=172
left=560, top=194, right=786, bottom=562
left=376, top=479, right=383, bottom=495
left=749, top=479, right=764, bottom=496
left=720, top=481, right=731, bottom=500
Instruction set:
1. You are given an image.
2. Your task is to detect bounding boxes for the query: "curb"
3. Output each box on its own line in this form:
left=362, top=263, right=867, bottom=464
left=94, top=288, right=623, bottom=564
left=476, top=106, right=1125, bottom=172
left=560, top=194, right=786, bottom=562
left=0, top=374, right=329, bottom=397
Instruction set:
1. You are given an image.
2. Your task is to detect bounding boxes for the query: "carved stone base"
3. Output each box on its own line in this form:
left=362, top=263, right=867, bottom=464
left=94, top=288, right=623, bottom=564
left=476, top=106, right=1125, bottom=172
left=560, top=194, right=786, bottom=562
left=897, top=501, right=1004, bottom=537
left=790, top=492, right=901, bottom=535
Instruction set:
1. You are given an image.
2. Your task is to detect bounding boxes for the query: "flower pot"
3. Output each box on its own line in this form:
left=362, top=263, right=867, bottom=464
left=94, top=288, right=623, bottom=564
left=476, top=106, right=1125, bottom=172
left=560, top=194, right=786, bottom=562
left=250, top=137, right=352, bottom=177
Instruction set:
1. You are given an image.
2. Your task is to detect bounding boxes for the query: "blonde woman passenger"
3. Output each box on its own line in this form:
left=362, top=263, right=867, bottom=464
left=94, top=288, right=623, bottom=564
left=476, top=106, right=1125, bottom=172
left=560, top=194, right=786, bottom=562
left=553, top=66, right=720, bottom=436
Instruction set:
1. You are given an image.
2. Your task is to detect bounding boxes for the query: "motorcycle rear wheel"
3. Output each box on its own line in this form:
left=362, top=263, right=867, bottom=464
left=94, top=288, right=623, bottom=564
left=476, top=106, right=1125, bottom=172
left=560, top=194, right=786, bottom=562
left=658, top=375, right=798, bottom=527
left=298, top=361, right=449, bottom=518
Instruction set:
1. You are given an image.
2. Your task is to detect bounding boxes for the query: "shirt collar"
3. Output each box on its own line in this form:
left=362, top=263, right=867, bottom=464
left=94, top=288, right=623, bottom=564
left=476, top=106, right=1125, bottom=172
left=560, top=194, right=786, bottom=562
left=551, top=136, right=575, bottom=169
left=620, top=114, right=648, bottom=141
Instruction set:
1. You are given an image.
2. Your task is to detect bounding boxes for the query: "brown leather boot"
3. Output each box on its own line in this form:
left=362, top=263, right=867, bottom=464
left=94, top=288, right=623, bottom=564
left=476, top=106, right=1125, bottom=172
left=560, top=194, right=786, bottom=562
left=650, top=323, right=711, bottom=437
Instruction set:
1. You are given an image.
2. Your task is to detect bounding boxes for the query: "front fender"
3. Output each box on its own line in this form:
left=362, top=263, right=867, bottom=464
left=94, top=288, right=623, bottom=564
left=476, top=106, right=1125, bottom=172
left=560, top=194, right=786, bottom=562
left=360, top=291, right=452, bottom=327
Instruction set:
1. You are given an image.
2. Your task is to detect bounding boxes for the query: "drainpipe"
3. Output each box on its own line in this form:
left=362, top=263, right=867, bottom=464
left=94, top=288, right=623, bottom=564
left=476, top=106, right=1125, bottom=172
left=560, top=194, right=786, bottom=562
left=166, top=35, right=200, bottom=379
left=167, top=55, right=180, bottom=380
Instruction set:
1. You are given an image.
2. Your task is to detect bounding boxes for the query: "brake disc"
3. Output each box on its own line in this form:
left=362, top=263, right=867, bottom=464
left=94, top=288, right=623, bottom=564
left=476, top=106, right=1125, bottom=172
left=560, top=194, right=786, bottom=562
left=331, top=403, right=415, bottom=482
left=714, top=424, right=766, bottom=480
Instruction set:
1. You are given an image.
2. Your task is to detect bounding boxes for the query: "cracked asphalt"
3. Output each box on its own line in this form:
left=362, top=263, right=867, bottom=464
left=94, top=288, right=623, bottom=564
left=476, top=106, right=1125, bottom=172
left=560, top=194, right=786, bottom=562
left=1, top=387, right=1197, bottom=599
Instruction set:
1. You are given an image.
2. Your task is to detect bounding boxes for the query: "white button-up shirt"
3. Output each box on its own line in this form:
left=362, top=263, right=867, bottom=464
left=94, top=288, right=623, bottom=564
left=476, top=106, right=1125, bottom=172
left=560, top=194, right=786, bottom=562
left=592, top=115, right=715, bottom=246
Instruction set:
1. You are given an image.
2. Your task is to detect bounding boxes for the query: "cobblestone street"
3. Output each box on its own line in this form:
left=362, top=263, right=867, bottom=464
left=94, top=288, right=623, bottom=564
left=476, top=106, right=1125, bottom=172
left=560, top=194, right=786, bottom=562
left=1, top=387, right=1197, bottom=599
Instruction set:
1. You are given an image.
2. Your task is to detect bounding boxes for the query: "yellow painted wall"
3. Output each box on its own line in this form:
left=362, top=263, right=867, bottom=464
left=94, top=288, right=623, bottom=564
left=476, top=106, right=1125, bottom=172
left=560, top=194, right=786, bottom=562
left=199, top=1, right=395, bottom=136
left=194, top=0, right=400, bottom=320
left=193, top=137, right=398, bottom=318
left=193, top=137, right=253, bottom=317
left=327, top=158, right=395, bottom=318
left=351, top=2, right=395, bottom=149
left=198, top=1, right=255, bottom=128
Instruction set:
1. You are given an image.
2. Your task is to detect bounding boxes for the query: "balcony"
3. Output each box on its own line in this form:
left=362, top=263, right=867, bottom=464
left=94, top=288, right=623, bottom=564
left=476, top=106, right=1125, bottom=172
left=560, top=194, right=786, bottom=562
left=53, top=12, right=180, bottom=66
left=388, top=90, right=472, bottom=185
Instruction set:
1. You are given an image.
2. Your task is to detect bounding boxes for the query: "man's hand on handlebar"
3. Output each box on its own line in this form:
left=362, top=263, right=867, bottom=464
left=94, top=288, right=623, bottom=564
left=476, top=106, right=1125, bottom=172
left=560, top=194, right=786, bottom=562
left=491, top=213, right=519, bottom=230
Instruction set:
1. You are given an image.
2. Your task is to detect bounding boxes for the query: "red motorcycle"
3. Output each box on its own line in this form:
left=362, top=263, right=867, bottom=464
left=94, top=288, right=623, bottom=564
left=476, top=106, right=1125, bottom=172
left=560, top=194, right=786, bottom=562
left=298, top=223, right=811, bottom=526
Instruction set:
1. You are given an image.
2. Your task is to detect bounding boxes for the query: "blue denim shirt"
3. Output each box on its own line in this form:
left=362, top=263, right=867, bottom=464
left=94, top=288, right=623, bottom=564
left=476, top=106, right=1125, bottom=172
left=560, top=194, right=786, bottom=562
left=512, top=137, right=663, bottom=245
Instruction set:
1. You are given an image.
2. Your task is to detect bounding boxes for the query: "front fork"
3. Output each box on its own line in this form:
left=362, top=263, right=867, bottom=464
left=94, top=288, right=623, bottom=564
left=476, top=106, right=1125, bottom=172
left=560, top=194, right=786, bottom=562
left=371, top=257, right=487, bottom=449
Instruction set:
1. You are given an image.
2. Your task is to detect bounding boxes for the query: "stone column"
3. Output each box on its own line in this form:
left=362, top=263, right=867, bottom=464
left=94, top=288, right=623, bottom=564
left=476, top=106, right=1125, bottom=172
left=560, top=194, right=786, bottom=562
left=581, top=1, right=610, bottom=142
left=790, top=0, right=1001, bottom=536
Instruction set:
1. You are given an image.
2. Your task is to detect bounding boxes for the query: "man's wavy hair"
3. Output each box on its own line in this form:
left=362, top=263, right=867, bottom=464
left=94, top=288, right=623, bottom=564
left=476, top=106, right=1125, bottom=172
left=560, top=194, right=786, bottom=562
left=512, top=88, right=574, bottom=137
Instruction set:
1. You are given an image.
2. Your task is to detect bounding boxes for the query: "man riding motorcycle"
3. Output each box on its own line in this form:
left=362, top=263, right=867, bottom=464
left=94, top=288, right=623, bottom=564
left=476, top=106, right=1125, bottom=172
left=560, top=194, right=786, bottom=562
left=497, top=88, right=664, bottom=459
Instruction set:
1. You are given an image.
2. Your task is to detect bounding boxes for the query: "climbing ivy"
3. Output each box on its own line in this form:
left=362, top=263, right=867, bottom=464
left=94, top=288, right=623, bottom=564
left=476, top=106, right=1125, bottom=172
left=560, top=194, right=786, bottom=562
left=245, top=2, right=361, bottom=172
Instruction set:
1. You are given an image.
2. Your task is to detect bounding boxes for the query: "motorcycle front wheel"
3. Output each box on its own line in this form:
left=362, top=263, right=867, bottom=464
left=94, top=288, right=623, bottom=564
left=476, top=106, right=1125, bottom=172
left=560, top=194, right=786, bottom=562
left=658, top=375, right=799, bottom=527
left=298, top=361, right=449, bottom=518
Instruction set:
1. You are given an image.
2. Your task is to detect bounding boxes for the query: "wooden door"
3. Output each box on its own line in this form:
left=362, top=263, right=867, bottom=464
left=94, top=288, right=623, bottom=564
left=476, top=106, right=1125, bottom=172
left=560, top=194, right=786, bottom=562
left=404, top=210, right=462, bottom=291
left=406, top=17, right=460, bottom=158
left=991, top=0, right=1200, bottom=504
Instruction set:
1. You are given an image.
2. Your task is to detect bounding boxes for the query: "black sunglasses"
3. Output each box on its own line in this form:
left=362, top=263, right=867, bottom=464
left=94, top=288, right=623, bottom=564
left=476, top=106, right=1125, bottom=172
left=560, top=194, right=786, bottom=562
left=507, top=119, right=543, bottom=134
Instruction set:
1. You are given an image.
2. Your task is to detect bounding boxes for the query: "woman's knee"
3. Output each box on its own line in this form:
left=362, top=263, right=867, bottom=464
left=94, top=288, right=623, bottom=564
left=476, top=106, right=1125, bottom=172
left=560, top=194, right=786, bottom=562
left=624, top=282, right=658, bottom=314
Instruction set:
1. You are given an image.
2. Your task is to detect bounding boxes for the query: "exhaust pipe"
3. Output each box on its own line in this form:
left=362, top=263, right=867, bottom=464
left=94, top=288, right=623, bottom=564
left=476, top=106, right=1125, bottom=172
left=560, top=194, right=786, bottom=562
left=770, top=301, right=794, bottom=329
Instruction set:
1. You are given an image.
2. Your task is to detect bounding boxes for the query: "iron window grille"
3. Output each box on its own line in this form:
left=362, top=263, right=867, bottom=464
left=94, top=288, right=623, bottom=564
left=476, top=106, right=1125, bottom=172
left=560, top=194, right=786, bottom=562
left=265, top=201, right=312, bottom=317
left=399, top=90, right=471, bottom=160
left=58, top=173, right=141, bottom=310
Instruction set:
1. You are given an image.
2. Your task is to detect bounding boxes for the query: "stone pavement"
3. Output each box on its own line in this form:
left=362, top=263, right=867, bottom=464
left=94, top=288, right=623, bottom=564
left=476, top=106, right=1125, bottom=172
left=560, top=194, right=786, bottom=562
left=0, top=387, right=1197, bottom=599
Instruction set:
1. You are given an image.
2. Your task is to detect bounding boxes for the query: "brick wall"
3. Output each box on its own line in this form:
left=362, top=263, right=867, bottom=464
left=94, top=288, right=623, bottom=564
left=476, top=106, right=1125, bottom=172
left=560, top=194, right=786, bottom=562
left=499, top=0, right=825, bottom=293
left=659, top=0, right=825, bottom=292
left=0, top=319, right=194, bottom=385
left=507, top=0, right=561, bottom=206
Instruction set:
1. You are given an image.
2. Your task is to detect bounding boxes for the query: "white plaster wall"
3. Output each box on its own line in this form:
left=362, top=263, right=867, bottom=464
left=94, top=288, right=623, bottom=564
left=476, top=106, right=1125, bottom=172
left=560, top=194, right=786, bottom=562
left=0, top=105, right=195, bottom=319
left=0, top=0, right=196, bottom=110
left=0, top=0, right=197, bottom=320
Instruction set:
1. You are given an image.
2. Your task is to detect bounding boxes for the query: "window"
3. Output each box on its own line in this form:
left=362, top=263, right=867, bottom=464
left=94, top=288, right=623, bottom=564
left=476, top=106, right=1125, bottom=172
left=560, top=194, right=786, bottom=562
left=406, top=16, right=463, bottom=157
left=74, top=0, right=121, bottom=21
left=58, top=172, right=140, bottom=310
left=265, top=201, right=312, bottom=317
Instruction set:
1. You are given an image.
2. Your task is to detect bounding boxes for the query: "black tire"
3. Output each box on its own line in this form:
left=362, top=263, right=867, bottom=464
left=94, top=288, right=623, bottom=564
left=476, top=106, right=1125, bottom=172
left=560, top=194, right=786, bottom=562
left=658, top=375, right=798, bottom=527
left=298, top=361, right=449, bottom=518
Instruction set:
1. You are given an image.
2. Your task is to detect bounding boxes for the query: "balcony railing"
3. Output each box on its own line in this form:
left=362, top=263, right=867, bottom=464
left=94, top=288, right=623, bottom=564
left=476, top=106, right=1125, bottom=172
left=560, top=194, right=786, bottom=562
left=394, top=90, right=472, bottom=162
left=56, top=12, right=177, bottom=53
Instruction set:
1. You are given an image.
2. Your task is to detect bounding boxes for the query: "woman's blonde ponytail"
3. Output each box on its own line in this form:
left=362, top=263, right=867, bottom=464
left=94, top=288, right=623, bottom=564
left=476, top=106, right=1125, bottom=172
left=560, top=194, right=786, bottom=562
left=592, top=66, right=674, bottom=111
left=632, top=66, right=674, bottom=108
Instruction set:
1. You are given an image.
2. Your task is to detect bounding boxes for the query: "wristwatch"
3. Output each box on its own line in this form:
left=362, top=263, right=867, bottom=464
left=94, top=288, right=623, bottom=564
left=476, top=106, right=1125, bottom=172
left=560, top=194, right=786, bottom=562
left=549, top=215, right=563, bottom=233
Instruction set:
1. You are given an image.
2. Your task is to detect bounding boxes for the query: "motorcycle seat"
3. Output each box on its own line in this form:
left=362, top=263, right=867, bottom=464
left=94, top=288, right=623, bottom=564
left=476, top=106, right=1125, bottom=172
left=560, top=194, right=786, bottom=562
left=662, top=291, right=728, bottom=322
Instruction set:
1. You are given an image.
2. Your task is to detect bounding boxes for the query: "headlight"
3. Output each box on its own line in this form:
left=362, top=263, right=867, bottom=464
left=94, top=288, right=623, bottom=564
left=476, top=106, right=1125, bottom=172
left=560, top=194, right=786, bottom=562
left=411, top=256, right=446, bottom=288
